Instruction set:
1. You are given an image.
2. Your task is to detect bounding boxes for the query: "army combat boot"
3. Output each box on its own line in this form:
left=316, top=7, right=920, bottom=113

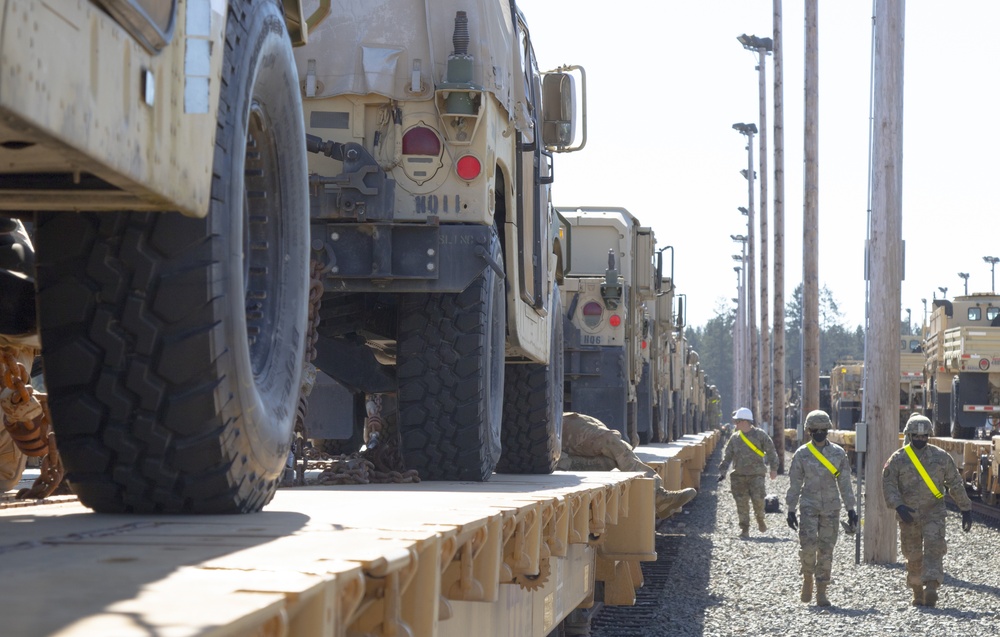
left=910, top=585, right=924, bottom=606
left=655, top=487, right=697, bottom=519
left=800, top=575, right=813, bottom=603
left=815, top=583, right=830, bottom=607
left=923, top=581, right=938, bottom=608
left=756, top=514, right=767, bottom=532
left=739, top=523, right=750, bottom=539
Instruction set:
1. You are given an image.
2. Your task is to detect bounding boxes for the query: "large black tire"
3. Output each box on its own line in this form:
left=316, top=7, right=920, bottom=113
left=932, top=381, right=950, bottom=437
left=34, top=0, right=308, bottom=513
left=497, top=283, right=564, bottom=474
left=950, top=376, right=963, bottom=439
left=396, top=232, right=504, bottom=481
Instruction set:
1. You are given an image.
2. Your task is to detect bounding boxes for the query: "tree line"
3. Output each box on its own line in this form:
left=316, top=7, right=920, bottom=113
left=686, top=284, right=865, bottom=424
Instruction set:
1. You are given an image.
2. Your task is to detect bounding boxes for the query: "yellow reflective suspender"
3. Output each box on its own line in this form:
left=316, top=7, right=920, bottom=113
left=740, top=431, right=765, bottom=457
left=904, top=445, right=944, bottom=499
left=806, top=442, right=840, bottom=477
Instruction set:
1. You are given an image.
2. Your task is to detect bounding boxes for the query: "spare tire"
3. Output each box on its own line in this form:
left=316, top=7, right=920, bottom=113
left=34, top=0, right=308, bottom=513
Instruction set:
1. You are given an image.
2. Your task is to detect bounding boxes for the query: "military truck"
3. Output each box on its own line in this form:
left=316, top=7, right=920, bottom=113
left=0, top=0, right=312, bottom=513
left=294, top=1, right=585, bottom=479
left=830, top=360, right=863, bottom=430
left=646, top=274, right=678, bottom=442
left=923, top=293, right=1000, bottom=438
left=556, top=207, right=654, bottom=444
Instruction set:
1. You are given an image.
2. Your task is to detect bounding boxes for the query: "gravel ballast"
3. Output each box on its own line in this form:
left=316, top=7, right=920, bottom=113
left=592, top=447, right=1000, bottom=637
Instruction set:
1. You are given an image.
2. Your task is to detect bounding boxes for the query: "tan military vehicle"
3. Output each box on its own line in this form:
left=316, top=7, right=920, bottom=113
left=647, top=275, right=678, bottom=441
left=830, top=360, right=863, bottom=430
left=0, top=0, right=311, bottom=512
left=556, top=207, right=655, bottom=445
left=295, top=1, right=585, bottom=479
left=923, top=293, right=1000, bottom=438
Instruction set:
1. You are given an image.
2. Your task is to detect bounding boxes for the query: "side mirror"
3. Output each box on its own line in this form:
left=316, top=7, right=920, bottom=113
left=541, top=66, right=586, bottom=152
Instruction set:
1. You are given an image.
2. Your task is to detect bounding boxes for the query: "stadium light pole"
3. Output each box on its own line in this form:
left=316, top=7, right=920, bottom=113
left=733, top=122, right=759, bottom=419
left=739, top=33, right=774, bottom=436
left=984, top=256, right=999, bottom=292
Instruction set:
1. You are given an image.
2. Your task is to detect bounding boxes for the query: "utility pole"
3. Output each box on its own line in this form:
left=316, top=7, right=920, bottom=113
left=734, top=123, right=758, bottom=420
left=802, top=0, right=820, bottom=415
left=864, top=0, right=905, bottom=565
left=772, top=0, right=786, bottom=470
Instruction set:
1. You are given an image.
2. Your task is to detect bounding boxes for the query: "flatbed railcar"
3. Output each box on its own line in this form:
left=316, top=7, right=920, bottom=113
left=3, top=471, right=661, bottom=637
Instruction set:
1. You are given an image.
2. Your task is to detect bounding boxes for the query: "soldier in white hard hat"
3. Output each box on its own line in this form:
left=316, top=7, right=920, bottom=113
left=882, top=413, right=972, bottom=607
left=718, top=407, right=778, bottom=538
left=557, top=412, right=697, bottom=518
left=785, top=409, right=856, bottom=607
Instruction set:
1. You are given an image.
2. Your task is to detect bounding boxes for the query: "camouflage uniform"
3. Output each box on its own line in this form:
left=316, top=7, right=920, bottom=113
left=718, top=425, right=777, bottom=534
left=0, top=218, right=35, bottom=492
left=557, top=412, right=696, bottom=517
left=785, top=439, right=855, bottom=586
left=882, top=434, right=971, bottom=599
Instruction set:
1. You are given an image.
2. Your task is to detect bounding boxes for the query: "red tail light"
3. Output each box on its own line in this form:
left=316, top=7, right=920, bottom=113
left=456, top=155, right=482, bottom=180
left=402, top=126, right=441, bottom=156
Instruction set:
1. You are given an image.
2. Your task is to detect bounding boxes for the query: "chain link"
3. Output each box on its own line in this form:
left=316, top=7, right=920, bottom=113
left=287, top=261, right=419, bottom=487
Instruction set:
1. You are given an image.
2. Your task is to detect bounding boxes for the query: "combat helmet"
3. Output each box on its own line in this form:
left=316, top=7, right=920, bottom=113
left=804, top=410, right=833, bottom=430
left=903, top=413, right=933, bottom=436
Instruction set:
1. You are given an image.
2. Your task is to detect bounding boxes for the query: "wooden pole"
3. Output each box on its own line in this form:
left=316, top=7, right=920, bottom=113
left=864, top=0, right=904, bottom=564
left=772, top=0, right=786, bottom=470
left=758, top=46, right=772, bottom=440
left=802, top=0, right=819, bottom=415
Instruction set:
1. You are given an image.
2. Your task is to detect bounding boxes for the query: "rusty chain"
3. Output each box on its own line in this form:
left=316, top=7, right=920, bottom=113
left=1, top=346, right=65, bottom=499
left=288, top=261, right=419, bottom=487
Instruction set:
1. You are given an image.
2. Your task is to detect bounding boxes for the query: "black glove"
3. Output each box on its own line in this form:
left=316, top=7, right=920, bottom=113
left=962, top=510, right=972, bottom=532
left=847, top=509, right=858, bottom=533
left=718, top=472, right=726, bottom=483
left=787, top=510, right=798, bottom=530
left=895, top=505, right=915, bottom=524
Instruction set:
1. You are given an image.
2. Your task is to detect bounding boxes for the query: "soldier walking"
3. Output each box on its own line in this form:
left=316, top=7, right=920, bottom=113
left=718, top=407, right=778, bottom=538
left=785, top=410, right=856, bottom=606
left=556, top=412, right=697, bottom=518
left=882, top=413, right=973, bottom=607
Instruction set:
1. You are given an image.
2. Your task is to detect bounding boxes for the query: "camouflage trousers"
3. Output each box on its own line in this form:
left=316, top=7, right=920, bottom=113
left=728, top=474, right=766, bottom=529
left=899, top=514, right=947, bottom=586
left=797, top=508, right=840, bottom=583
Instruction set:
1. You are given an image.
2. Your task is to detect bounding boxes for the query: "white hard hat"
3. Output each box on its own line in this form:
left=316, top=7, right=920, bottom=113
left=732, top=407, right=754, bottom=422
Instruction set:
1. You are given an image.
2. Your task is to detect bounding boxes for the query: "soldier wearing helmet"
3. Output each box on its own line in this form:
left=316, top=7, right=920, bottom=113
left=785, top=409, right=856, bottom=607
left=882, top=413, right=973, bottom=607
left=717, top=407, right=778, bottom=538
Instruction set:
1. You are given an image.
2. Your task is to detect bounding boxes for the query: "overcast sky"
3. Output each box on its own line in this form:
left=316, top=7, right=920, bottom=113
left=518, top=1, right=1000, bottom=331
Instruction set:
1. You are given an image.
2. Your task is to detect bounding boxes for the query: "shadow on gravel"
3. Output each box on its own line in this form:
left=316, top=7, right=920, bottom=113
left=740, top=536, right=795, bottom=545
left=940, top=573, right=1000, bottom=601
left=808, top=605, right=883, bottom=617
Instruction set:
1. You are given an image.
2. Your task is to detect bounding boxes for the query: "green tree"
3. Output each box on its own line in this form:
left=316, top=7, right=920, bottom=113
left=692, top=284, right=864, bottom=424
left=686, top=299, right=735, bottom=417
